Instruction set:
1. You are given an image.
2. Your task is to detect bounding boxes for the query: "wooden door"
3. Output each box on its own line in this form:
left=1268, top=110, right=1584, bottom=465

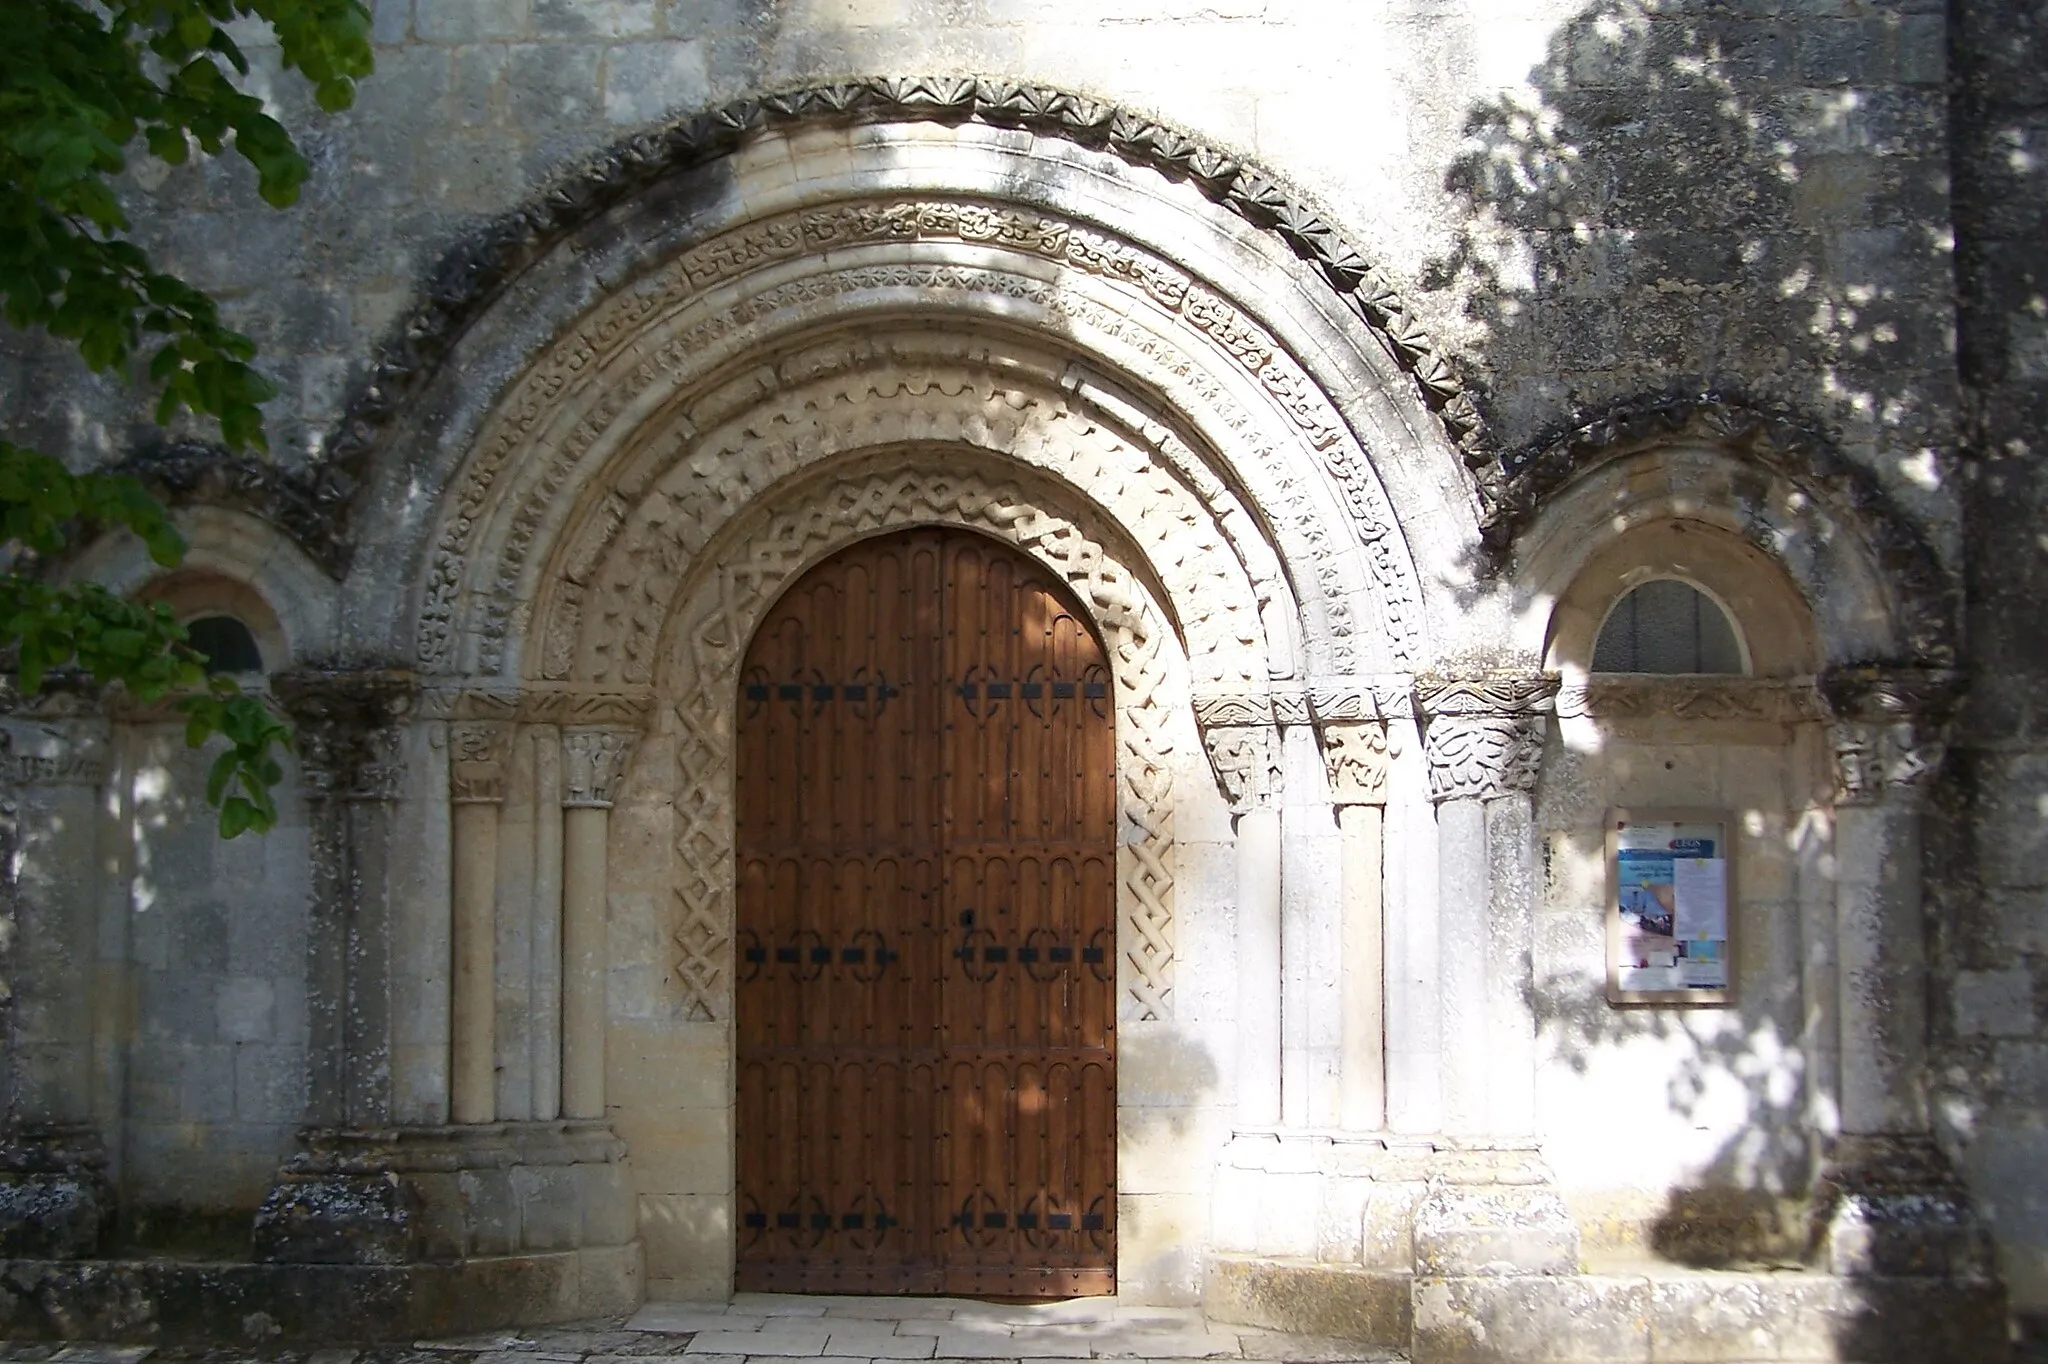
left=735, top=529, right=1117, bottom=1296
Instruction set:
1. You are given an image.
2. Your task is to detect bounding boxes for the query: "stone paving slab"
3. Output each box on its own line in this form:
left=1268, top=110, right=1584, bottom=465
left=0, top=1302, right=1403, bottom=1364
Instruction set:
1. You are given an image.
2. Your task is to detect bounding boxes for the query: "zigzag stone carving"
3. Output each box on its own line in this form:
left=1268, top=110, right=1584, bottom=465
left=661, top=466, right=1178, bottom=1023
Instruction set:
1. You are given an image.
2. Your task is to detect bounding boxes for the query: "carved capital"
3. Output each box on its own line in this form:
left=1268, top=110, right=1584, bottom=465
left=1830, top=720, right=1946, bottom=807
left=1203, top=724, right=1279, bottom=812
left=1424, top=714, right=1544, bottom=803
left=1821, top=666, right=1960, bottom=805
left=1320, top=719, right=1389, bottom=806
left=562, top=729, right=634, bottom=808
left=449, top=722, right=512, bottom=805
left=275, top=669, right=417, bottom=804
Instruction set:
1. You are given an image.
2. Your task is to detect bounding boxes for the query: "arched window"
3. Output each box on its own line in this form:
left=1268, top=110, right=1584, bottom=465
left=185, top=615, right=265, bottom=675
left=1592, top=579, right=1744, bottom=675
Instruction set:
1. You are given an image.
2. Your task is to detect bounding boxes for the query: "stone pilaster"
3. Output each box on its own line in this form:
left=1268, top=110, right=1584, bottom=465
left=277, top=669, right=416, bottom=1130
left=449, top=720, right=510, bottom=1124
left=256, top=670, right=419, bottom=1265
left=1406, top=673, right=1575, bottom=1334
left=1197, top=692, right=1285, bottom=1128
left=1813, top=667, right=1994, bottom=1284
left=0, top=687, right=116, bottom=1258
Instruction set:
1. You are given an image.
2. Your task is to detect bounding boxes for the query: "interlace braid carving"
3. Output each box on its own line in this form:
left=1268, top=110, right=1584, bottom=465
left=665, top=469, right=1177, bottom=1023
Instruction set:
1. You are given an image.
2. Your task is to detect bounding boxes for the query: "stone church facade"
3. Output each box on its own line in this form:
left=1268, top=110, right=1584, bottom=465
left=1, top=3, right=2043, bottom=1361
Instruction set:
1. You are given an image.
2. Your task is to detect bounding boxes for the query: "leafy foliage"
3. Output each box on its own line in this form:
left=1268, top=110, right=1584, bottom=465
left=0, top=0, right=372, bottom=835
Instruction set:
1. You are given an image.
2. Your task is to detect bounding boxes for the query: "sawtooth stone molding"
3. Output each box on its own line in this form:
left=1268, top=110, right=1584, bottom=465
left=1499, top=390, right=1957, bottom=666
left=325, top=75, right=1488, bottom=537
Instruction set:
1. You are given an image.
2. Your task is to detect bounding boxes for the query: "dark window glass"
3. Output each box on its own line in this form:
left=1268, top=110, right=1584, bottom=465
left=186, top=615, right=263, bottom=675
left=1592, top=580, right=1742, bottom=674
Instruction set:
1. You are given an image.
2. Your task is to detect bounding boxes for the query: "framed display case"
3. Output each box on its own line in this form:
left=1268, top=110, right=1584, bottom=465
left=1605, top=808, right=1735, bottom=1006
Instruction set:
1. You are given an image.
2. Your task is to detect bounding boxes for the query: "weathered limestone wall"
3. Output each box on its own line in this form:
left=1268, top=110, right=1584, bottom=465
left=1537, top=713, right=1827, bottom=1262
left=0, top=0, right=2038, bottom=1337
left=0, top=0, right=1965, bottom=533
left=118, top=729, right=313, bottom=1240
left=1940, top=0, right=2048, bottom=1325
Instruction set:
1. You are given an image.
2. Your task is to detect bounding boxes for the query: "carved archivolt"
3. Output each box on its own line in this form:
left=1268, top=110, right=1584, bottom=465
left=417, top=197, right=1426, bottom=682
left=546, top=366, right=1271, bottom=695
left=659, top=465, right=1179, bottom=1024
left=333, top=77, right=1483, bottom=548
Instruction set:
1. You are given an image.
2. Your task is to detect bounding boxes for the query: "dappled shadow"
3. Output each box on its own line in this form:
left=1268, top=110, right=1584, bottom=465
left=1426, top=0, right=1954, bottom=471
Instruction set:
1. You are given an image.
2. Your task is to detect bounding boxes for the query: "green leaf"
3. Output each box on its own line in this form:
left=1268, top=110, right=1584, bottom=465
left=219, top=796, right=254, bottom=839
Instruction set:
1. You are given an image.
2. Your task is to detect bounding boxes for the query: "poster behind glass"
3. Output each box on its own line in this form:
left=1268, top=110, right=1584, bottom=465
left=1606, top=809, right=1734, bottom=1005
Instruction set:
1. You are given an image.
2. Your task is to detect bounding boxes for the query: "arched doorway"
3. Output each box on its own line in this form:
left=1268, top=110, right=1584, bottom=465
left=734, top=528, right=1119, bottom=1296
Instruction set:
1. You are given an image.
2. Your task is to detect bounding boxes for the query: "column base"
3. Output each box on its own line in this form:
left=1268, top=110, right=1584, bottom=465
left=1812, top=1133, right=1998, bottom=1279
left=1412, top=1145, right=1580, bottom=1278
left=254, top=1120, right=635, bottom=1266
left=0, top=1124, right=112, bottom=1259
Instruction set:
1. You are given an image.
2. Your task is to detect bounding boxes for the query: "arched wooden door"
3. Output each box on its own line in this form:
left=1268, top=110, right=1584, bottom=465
left=735, top=528, right=1117, bottom=1297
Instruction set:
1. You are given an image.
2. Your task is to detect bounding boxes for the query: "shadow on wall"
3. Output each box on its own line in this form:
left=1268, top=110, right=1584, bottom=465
left=1452, top=0, right=2009, bottom=1351
left=1533, top=807, right=1820, bottom=1270
left=1425, top=0, right=1953, bottom=473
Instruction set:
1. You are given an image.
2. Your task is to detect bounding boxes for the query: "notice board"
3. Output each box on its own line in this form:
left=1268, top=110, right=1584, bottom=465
left=1605, top=808, right=1734, bottom=1006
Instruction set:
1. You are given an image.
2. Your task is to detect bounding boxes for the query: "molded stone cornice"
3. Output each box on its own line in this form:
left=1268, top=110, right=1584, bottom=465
left=415, top=686, right=659, bottom=728
left=1554, top=676, right=1829, bottom=724
left=1818, top=664, right=1963, bottom=726
left=1412, top=670, right=1558, bottom=718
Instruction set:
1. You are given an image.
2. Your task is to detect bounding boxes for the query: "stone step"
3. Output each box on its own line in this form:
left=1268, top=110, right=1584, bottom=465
left=1202, top=1259, right=1412, bottom=1348
left=1205, top=1256, right=2012, bottom=1364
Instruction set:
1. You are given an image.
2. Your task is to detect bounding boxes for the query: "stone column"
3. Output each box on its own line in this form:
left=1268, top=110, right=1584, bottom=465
left=1415, top=672, right=1553, bottom=1139
left=1812, top=666, right=1992, bottom=1280
left=1206, top=718, right=1283, bottom=1127
left=1409, top=674, right=1578, bottom=1307
left=276, top=670, right=415, bottom=1130
left=561, top=729, right=633, bottom=1122
left=1320, top=717, right=1390, bottom=1131
left=449, top=721, right=510, bottom=1125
